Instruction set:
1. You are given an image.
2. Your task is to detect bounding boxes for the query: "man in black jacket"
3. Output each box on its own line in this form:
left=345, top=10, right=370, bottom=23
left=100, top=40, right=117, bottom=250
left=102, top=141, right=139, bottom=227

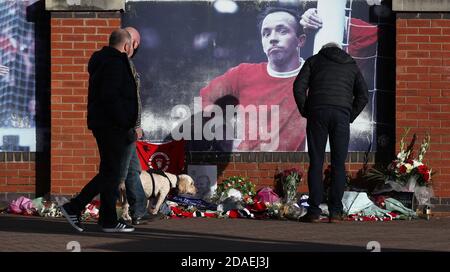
left=60, top=29, right=138, bottom=232
left=293, top=42, right=368, bottom=223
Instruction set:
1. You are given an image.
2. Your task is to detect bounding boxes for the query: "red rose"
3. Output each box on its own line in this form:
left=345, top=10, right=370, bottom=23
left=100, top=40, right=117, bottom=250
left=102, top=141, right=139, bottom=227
left=418, top=165, right=429, bottom=175
left=399, top=165, right=407, bottom=174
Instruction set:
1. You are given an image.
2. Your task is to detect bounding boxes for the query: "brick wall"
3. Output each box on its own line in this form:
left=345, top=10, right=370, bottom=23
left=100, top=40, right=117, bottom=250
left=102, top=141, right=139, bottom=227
left=50, top=12, right=120, bottom=195
left=3, top=9, right=449, bottom=207
left=396, top=14, right=450, bottom=198
left=187, top=153, right=369, bottom=194
left=0, top=153, right=36, bottom=198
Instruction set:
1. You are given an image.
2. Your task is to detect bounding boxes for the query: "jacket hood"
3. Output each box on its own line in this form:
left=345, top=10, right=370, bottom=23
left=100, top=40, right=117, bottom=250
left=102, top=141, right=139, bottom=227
left=88, top=46, right=126, bottom=74
left=319, top=47, right=355, bottom=64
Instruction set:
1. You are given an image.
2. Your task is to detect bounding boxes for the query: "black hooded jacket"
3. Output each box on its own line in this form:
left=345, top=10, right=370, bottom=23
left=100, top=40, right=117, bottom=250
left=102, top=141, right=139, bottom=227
left=293, top=46, right=368, bottom=123
left=87, top=46, right=138, bottom=130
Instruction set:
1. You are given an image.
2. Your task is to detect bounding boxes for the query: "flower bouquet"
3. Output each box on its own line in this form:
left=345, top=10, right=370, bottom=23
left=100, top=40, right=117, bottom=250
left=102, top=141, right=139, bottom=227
left=387, top=128, right=433, bottom=189
left=378, top=129, right=433, bottom=205
left=275, top=168, right=303, bottom=204
left=213, top=176, right=256, bottom=205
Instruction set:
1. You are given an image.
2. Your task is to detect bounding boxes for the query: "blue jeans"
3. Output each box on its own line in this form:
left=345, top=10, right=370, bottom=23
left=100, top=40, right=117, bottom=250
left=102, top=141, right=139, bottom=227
left=121, top=144, right=148, bottom=219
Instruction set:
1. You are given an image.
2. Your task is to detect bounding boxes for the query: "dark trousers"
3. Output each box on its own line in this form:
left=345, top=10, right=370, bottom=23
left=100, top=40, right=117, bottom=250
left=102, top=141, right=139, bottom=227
left=306, top=106, right=350, bottom=217
left=71, top=129, right=135, bottom=226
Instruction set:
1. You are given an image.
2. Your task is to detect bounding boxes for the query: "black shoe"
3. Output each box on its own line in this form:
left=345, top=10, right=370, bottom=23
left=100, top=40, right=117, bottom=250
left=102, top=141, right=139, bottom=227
left=329, top=213, right=344, bottom=223
left=60, top=203, right=84, bottom=232
left=102, top=220, right=135, bottom=233
left=299, top=213, right=320, bottom=223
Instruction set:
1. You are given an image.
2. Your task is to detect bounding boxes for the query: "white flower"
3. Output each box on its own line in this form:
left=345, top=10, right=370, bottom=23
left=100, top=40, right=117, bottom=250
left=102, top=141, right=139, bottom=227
left=413, top=160, right=423, bottom=168
left=397, top=151, right=407, bottom=161
left=405, top=163, right=414, bottom=173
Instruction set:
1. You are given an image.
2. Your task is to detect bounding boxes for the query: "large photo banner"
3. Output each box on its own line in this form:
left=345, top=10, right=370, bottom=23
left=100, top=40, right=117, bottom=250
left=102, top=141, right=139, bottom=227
left=123, top=0, right=395, bottom=152
left=0, top=0, right=37, bottom=152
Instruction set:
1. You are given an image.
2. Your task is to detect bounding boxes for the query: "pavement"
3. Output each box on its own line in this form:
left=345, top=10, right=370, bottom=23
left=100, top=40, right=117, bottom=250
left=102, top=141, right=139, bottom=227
left=1, top=213, right=449, bottom=252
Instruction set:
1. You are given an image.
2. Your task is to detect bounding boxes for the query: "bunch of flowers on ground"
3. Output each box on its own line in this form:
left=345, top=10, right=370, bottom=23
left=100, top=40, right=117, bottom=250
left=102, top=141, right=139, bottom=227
left=387, top=128, right=432, bottom=187
left=213, top=176, right=256, bottom=204
left=275, top=168, right=303, bottom=204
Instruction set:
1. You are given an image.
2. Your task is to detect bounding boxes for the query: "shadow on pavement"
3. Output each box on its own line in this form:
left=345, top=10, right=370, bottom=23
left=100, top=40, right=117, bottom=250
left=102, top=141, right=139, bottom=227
left=0, top=214, right=430, bottom=252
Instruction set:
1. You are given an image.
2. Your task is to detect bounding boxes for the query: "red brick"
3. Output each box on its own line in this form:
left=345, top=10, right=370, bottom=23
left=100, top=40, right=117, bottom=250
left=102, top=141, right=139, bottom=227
left=397, top=74, right=418, bottom=81
left=406, top=36, right=430, bottom=43
left=234, top=163, right=259, bottom=170
left=85, top=19, right=108, bottom=26
left=60, top=81, right=84, bottom=89
left=60, top=157, right=85, bottom=165
left=397, top=28, right=418, bottom=35
left=61, top=19, right=84, bottom=26
left=258, top=163, right=280, bottom=170
left=397, top=58, right=418, bottom=66
left=59, top=187, right=83, bottom=194
left=61, top=172, right=84, bottom=179
left=53, top=73, right=73, bottom=80
left=73, top=27, right=97, bottom=34
left=52, top=57, right=73, bottom=65
left=86, top=34, right=109, bottom=42
left=430, top=66, right=450, bottom=74
left=247, top=170, right=270, bottom=178
left=61, top=111, right=84, bottom=119
left=396, top=97, right=406, bottom=105
left=430, top=97, right=450, bottom=104
left=396, top=89, right=417, bottom=96
left=419, top=104, right=441, bottom=112
left=418, top=28, right=442, bottom=35
left=417, top=74, right=441, bottom=81
left=431, top=20, right=450, bottom=27
left=397, top=20, right=407, bottom=27
left=73, top=42, right=97, bottom=50
left=430, top=82, right=450, bottom=89
left=418, top=44, right=441, bottom=51
left=73, top=57, right=91, bottom=65
left=51, top=49, right=62, bottom=57
left=406, top=96, right=429, bottom=104
left=397, top=104, right=418, bottom=112
left=61, top=50, right=84, bottom=57
left=418, top=120, right=441, bottom=128
left=61, top=65, right=85, bottom=73
left=73, top=165, right=97, bottom=172
left=108, top=20, right=121, bottom=27
left=51, top=34, right=62, bottom=41
left=18, top=170, right=35, bottom=177
left=397, top=43, right=418, bottom=50
left=430, top=36, right=450, bottom=43
left=0, top=170, right=19, bottom=177
left=406, top=66, right=429, bottom=73
left=51, top=19, right=61, bottom=26
left=418, top=89, right=442, bottom=97
left=407, top=20, right=431, bottom=27
left=52, top=41, right=74, bottom=49
left=406, top=113, right=429, bottom=120
left=430, top=112, right=450, bottom=120
left=406, top=51, right=429, bottom=58
left=397, top=120, right=418, bottom=127
left=419, top=58, right=442, bottom=66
